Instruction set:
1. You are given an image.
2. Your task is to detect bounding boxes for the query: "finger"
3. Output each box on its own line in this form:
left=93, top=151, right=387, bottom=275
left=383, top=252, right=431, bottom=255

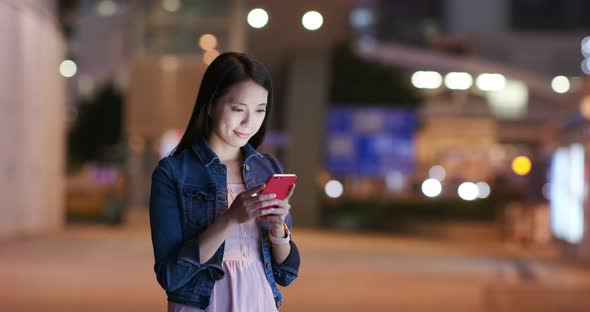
left=242, top=193, right=276, bottom=207
left=242, top=184, right=266, bottom=198
left=264, top=207, right=288, bottom=217
left=273, top=201, right=291, bottom=211
left=285, top=184, right=296, bottom=201
left=256, top=206, right=276, bottom=217
left=252, top=199, right=280, bottom=211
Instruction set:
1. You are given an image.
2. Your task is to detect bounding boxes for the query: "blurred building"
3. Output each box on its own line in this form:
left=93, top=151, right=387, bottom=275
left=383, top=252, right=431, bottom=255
left=123, top=0, right=355, bottom=227
left=0, top=0, right=66, bottom=239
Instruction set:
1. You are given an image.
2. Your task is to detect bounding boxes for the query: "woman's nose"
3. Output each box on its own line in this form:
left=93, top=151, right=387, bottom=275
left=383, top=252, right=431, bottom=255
left=241, top=112, right=250, bottom=126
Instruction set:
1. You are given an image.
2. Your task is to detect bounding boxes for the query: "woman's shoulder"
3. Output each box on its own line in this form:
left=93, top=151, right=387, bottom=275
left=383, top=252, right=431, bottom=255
left=152, top=150, right=186, bottom=175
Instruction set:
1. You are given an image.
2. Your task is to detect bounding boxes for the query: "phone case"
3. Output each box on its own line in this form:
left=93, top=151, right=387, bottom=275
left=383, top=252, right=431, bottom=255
left=260, top=174, right=297, bottom=200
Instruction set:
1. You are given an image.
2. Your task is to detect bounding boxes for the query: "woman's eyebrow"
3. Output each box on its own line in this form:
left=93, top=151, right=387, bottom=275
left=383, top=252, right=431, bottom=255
left=236, top=102, right=267, bottom=106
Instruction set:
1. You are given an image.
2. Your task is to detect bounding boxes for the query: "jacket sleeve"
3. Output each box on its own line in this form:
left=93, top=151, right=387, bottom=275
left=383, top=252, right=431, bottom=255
left=149, top=158, right=214, bottom=292
left=264, top=153, right=301, bottom=286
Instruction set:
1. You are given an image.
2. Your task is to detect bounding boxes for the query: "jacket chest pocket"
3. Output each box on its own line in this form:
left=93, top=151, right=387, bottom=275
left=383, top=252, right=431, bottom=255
left=182, top=184, right=216, bottom=231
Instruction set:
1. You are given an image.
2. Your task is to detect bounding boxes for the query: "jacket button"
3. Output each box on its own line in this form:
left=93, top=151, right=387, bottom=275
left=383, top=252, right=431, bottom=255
left=214, top=271, right=223, bottom=279
left=245, top=164, right=250, bottom=172
left=266, top=262, right=272, bottom=269
left=196, top=194, right=204, bottom=200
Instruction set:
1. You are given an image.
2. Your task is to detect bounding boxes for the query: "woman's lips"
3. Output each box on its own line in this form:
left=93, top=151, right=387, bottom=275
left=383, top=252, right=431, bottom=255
left=234, top=131, right=250, bottom=139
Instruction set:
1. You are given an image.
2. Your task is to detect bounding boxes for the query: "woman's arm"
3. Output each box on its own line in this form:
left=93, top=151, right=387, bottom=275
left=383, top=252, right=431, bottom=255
left=150, top=160, right=203, bottom=292
left=198, top=184, right=280, bottom=263
left=269, top=224, right=291, bottom=264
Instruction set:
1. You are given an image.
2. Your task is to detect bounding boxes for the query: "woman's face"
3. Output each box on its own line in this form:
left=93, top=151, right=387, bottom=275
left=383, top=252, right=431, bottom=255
left=209, top=80, right=268, bottom=149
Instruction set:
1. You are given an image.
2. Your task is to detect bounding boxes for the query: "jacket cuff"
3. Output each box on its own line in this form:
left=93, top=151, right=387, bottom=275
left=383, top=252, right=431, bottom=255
left=273, top=240, right=300, bottom=271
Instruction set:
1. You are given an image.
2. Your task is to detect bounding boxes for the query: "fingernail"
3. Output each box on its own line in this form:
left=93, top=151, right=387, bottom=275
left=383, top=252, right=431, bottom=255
left=270, top=193, right=276, bottom=198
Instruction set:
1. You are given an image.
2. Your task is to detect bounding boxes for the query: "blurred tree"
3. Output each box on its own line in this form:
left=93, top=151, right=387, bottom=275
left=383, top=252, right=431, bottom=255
left=68, top=81, right=124, bottom=168
left=330, top=42, right=422, bottom=107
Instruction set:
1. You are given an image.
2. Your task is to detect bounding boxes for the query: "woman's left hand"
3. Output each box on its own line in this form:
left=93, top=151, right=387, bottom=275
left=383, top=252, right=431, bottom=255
left=260, top=184, right=295, bottom=235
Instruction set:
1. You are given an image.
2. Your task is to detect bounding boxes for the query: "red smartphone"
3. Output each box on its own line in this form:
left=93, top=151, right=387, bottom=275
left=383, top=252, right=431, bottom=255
left=260, top=174, right=297, bottom=200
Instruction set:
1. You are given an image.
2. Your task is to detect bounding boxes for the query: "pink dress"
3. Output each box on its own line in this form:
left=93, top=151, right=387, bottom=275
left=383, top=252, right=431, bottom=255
left=168, top=183, right=278, bottom=312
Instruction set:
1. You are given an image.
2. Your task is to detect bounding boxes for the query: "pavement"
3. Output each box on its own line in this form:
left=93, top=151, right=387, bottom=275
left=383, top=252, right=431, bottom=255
left=1, top=210, right=589, bottom=312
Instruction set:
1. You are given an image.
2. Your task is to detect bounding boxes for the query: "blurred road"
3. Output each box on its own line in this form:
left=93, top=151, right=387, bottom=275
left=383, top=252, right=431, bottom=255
left=1, top=211, right=589, bottom=312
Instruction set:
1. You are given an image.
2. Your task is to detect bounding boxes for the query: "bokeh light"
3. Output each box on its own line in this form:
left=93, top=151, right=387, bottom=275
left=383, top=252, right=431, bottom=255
left=428, top=165, right=446, bottom=181
left=162, top=0, right=181, bottom=12
left=458, top=182, right=478, bottom=201
left=444, top=72, right=473, bottom=90
left=247, top=8, right=269, bottom=29
left=96, top=0, right=117, bottom=17
left=476, top=73, right=506, bottom=91
left=349, top=8, right=374, bottom=28
left=422, top=178, right=442, bottom=198
left=580, top=95, right=590, bottom=120
left=551, top=75, right=570, bottom=93
left=411, top=71, right=443, bottom=89
left=325, top=180, right=344, bottom=198
left=199, top=34, right=218, bottom=51
left=59, top=60, right=77, bottom=77
left=302, top=11, right=323, bottom=31
left=476, top=182, right=491, bottom=199
left=512, top=156, right=532, bottom=176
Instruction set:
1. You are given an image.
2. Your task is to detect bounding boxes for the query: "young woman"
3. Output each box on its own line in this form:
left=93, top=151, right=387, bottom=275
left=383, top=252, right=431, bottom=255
left=149, top=52, right=300, bottom=312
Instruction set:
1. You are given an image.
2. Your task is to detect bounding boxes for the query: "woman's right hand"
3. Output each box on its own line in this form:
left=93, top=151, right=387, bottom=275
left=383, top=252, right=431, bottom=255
left=227, top=184, right=279, bottom=224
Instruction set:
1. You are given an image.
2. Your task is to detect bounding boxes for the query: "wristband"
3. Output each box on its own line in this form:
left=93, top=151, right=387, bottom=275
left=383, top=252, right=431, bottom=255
left=269, top=223, right=291, bottom=245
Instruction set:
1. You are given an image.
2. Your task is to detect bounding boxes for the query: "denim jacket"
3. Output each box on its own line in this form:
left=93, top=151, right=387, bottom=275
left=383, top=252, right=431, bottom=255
left=149, top=138, right=300, bottom=310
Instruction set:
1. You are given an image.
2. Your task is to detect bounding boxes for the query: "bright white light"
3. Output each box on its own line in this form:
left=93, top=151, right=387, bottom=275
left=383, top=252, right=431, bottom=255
left=476, top=182, right=491, bottom=199
left=325, top=180, right=344, bottom=198
left=162, top=0, right=181, bottom=12
left=444, top=72, right=473, bottom=90
left=487, top=79, right=528, bottom=119
left=551, top=76, right=570, bottom=93
left=247, top=8, right=269, bottom=29
left=476, top=73, right=506, bottom=91
left=421, top=178, right=442, bottom=198
left=59, top=60, right=77, bottom=77
left=302, top=11, right=323, bottom=31
left=582, top=58, right=590, bottom=75
left=411, top=71, right=443, bottom=89
left=550, top=145, right=585, bottom=244
left=458, top=182, right=478, bottom=201
left=199, top=34, right=218, bottom=51
left=428, top=165, right=446, bottom=181
left=96, top=0, right=117, bottom=17
left=582, top=37, right=590, bottom=58
left=349, top=8, right=374, bottom=28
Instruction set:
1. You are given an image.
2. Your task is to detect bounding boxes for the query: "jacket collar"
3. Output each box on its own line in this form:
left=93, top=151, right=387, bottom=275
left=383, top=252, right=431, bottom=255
left=192, top=137, right=263, bottom=167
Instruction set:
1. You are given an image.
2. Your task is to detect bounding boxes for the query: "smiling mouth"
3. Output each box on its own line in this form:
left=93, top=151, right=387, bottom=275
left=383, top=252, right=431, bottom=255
left=234, top=131, right=250, bottom=138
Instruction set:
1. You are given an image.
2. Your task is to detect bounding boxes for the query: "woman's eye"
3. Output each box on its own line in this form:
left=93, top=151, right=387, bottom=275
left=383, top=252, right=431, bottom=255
left=231, top=108, right=244, bottom=112
left=257, top=109, right=266, bottom=113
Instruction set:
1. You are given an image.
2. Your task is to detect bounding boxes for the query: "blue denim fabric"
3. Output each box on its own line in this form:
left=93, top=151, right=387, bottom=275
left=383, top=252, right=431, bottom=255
left=149, top=138, right=300, bottom=310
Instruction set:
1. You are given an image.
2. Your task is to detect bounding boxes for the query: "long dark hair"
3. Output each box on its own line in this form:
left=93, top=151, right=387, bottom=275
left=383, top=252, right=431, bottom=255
left=172, top=52, right=273, bottom=156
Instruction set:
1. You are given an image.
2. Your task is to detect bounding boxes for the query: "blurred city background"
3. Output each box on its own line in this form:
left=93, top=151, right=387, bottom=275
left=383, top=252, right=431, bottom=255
left=2, top=0, right=590, bottom=311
